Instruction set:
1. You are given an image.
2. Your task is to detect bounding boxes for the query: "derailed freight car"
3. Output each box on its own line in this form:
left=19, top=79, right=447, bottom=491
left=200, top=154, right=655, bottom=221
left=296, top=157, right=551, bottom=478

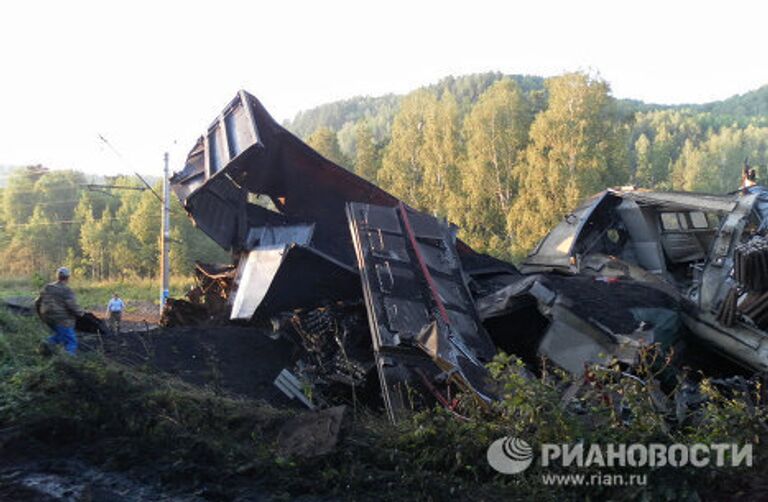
left=169, top=89, right=766, bottom=420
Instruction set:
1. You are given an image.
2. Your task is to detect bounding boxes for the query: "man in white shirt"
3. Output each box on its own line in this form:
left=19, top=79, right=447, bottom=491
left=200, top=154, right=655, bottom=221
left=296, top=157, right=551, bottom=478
left=106, top=293, right=125, bottom=333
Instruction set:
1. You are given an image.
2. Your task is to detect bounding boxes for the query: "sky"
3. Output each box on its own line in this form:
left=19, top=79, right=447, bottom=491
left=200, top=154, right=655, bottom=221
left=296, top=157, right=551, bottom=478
left=1, top=0, right=767, bottom=177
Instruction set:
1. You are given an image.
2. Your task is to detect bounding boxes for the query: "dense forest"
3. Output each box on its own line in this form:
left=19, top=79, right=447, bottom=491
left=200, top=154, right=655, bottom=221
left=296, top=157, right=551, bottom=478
left=288, top=72, right=768, bottom=259
left=0, top=168, right=227, bottom=279
left=4, top=72, right=768, bottom=279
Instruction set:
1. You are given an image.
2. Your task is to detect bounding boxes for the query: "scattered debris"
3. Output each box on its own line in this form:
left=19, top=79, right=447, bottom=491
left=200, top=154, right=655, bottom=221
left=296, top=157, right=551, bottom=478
left=274, top=369, right=316, bottom=409
left=76, top=312, right=111, bottom=335
left=167, top=90, right=768, bottom=422
left=478, top=274, right=682, bottom=376
left=160, top=297, right=211, bottom=327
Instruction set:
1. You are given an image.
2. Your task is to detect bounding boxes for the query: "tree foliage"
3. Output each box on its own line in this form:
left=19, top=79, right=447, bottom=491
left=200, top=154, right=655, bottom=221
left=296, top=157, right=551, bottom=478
left=8, top=71, right=768, bottom=273
left=0, top=169, right=228, bottom=279
left=458, top=79, right=532, bottom=255
left=378, top=90, right=462, bottom=217
left=347, top=71, right=768, bottom=260
left=354, top=120, right=380, bottom=182
left=509, top=73, right=629, bottom=254
left=307, top=126, right=349, bottom=167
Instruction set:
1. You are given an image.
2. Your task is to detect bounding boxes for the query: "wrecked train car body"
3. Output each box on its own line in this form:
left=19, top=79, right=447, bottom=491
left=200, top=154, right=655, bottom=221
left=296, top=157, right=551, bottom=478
left=170, top=90, right=497, bottom=318
left=169, top=90, right=403, bottom=318
left=171, top=91, right=398, bottom=265
left=171, top=90, right=507, bottom=416
left=170, top=89, right=764, bottom=419
left=509, top=188, right=768, bottom=372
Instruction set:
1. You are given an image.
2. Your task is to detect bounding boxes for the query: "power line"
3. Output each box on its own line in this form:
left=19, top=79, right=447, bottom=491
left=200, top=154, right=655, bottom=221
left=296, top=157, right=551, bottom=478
left=11, top=199, right=86, bottom=207
left=4, top=194, right=143, bottom=207
left=0, top=187, right=89, bottom=196
left=84, top=184, right=147, bottom=191
left=0, top=216, right=130, bottom=230
left=133, top=174, right=162, bottom=203
left=97, top=134, right=124, bottom=160
left=0, top=185, right=150, bottom=197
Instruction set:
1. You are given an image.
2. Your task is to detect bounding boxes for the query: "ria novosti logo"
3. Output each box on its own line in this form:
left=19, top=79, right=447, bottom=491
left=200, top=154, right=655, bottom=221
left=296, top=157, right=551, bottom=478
left=487, top=438, right=753, bottom=475
left=487, top=437, right=534, bottom=474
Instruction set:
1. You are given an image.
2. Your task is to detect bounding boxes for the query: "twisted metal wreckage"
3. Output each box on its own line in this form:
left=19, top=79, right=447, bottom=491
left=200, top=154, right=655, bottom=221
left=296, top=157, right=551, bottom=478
left=167, top=90, right=768, bottom=421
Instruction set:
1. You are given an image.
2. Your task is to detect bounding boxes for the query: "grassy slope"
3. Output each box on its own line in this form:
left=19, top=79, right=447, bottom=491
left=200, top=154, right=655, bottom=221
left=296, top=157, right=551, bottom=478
left=0, top=303, right=765, bottom=499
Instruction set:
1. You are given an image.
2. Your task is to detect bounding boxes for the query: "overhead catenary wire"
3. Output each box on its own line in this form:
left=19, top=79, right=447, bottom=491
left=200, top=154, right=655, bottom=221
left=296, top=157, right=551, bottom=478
left=0, top=184, right=151, bottom=197
left=0, top=216, right=131, bottom=230
left=96, top=133, right=162, bottom=203
left=9, top=198, right=97, bottom=207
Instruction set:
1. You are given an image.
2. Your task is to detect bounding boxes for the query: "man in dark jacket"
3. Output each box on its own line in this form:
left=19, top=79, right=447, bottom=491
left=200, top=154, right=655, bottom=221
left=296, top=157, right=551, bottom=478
left=34, top=267, right=84, bottom=355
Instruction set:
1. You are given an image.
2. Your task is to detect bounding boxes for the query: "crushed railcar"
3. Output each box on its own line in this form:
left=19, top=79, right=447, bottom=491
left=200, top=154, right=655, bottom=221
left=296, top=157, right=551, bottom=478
left=169, top=90, right=514, bottom=419
left=519, top=188, right=768, bottom=372
left=169, top=89, right=766, bottom=420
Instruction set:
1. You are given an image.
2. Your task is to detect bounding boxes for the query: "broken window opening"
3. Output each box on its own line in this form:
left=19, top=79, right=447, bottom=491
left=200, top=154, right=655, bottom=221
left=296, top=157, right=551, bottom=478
left=248, top=192, right=282, bottom=213
left=483, top=294, right=549, bottom=365
left=660, top=212, right=681, bottom=231
left=654, top=209, right=720, bottom=292
left=689, top=211, right=708, bottom=229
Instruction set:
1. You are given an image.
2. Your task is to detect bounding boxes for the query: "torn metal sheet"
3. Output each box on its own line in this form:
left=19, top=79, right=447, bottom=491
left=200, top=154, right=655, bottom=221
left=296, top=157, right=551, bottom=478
left=617, top=190, right=738, bottom=214
left=347, top=201, right=497, bottom=421
left=274, top=368, right=316, bottom=409
left=229, top=244, right=361, bottom=320
left=230, top=246, right=286, bottom=320
left=478, top=274, right=683, bottom=376
left=244, top=224, right=314, bottom=250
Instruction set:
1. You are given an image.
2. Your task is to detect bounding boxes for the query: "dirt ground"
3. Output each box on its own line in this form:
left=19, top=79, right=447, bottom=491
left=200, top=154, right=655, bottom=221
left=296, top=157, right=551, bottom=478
left=91, top=300, right=161, bottom=332
left=0, top=324, right=310, bottom=501
left=83, top=325, right=298, bottom=405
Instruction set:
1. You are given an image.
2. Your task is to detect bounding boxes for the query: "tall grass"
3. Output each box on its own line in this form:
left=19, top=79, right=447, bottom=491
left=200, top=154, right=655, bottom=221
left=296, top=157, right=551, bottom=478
left=0, top=275, right=195, bottom=308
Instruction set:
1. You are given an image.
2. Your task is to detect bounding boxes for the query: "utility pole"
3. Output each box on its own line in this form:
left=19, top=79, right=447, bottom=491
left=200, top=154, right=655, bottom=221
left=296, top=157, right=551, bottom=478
left=160, top=152, right=171, bottom=314
left=94, top=134, right=171, bottom=314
